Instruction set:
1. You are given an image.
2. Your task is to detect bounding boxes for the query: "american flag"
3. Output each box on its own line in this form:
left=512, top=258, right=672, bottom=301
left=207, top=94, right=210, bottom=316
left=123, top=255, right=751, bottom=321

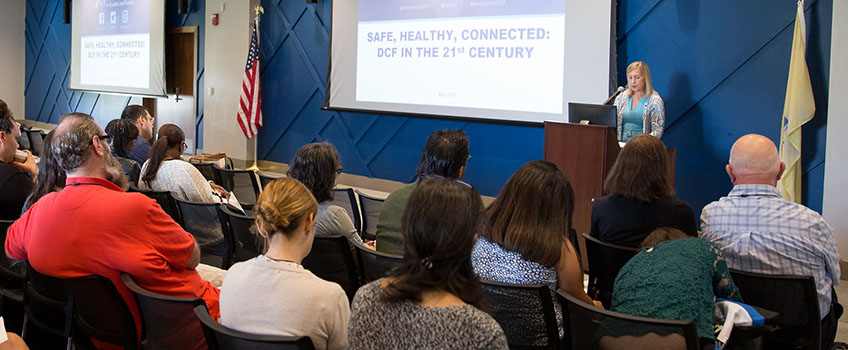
left=237, top=19, right=262, bottom=139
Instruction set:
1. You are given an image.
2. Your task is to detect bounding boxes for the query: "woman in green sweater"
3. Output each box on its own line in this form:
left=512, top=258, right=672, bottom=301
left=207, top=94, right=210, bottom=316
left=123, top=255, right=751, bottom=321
left=611, top=227, right=742, bottom=349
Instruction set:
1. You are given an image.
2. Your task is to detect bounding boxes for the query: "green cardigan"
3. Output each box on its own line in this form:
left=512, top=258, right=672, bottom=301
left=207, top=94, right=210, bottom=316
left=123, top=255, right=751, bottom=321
left=374, top=182, right=418, bottom=255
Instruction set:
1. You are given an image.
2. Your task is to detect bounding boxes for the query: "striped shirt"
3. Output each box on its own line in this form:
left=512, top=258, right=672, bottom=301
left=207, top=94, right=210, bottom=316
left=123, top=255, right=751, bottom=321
left=700, top=184, right=840, bottom=317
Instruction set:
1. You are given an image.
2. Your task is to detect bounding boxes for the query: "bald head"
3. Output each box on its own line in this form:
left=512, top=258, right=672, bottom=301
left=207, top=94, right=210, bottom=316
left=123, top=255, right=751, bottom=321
left=726, top=134, right=784, bottom=186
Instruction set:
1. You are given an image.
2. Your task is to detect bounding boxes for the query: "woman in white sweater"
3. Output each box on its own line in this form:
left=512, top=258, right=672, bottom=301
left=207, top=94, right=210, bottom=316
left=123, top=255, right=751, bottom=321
left=219, top=177, right=350, bottom=349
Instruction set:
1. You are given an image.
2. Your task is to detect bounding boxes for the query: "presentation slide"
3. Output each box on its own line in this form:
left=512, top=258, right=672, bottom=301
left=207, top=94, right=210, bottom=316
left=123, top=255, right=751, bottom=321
left=356, top=1, right=564, bottom=114
left=70, top=0, right=165, bottom=97
left=326, top=0, right=613, bottom=124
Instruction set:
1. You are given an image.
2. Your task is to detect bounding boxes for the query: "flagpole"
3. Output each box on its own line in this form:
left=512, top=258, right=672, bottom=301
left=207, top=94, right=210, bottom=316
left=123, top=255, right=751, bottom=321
left=246, top=5, right=264, bottom=172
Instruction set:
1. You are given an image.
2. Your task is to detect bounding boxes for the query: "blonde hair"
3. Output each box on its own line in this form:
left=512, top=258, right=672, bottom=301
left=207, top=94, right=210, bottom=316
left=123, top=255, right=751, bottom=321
left=254, top=178, right=318, bottom=238
left=626, top=61, right=654, bottom=96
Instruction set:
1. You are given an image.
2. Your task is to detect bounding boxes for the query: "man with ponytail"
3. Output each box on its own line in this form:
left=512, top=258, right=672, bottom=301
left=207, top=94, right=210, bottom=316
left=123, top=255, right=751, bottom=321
left=6, top=113, right=221, bottom=346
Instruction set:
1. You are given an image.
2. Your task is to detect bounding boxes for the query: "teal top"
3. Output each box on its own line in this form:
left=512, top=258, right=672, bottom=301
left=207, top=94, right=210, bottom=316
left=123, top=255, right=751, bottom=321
left=621, top=96, right=647, bottom=142
left=611, top=238, right=742, bottom=341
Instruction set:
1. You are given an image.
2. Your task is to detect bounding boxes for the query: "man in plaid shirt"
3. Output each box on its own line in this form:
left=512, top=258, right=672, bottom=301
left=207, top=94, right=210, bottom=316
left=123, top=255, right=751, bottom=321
left=701, top=134, right=841, bottom=348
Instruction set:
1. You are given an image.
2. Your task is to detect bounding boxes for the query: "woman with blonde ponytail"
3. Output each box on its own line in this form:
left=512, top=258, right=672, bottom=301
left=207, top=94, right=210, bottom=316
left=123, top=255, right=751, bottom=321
left=219, top=178, right=350, bottom=349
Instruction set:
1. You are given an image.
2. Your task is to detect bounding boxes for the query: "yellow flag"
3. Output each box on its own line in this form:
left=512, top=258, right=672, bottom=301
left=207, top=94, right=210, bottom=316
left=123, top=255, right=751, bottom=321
left=778, top=0, right=815, bottom=203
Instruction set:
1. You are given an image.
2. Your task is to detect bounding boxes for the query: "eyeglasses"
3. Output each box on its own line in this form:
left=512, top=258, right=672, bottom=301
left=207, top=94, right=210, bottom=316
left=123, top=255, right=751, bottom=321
left=336, top=167, right=343, bottom=174
left=97, top=134, right=112, bottom=142
left=466, top=154, right=472, bottom=164
left=180, top=141, right=187, bottom=153
left=420, top=174, right=472, bottom=188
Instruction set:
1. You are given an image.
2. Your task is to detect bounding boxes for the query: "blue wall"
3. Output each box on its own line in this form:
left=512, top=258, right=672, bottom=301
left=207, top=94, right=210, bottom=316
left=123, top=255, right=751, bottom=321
left=24, top=0, right=206, bottom=147
left=25, top=0, right=833, bottom=213
left=617, top=0, right=831, bottom=213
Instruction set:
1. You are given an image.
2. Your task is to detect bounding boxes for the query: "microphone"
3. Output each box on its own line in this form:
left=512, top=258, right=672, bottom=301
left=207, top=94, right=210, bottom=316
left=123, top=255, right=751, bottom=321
left=603, top=86, right=626, bottom=105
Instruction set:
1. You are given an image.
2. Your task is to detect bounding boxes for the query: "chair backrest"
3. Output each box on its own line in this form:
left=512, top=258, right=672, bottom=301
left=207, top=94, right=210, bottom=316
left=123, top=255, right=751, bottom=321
left=137, top=188, right=183, bottom=225
left=221, top=206, right=262, bottom=265
left=17, top=125, right=31, bottom=151
left=729, top=269, right=820, bottom=349
left=26, top=130, right=45, bottom=157
left=256, top=172, right=283, bottom=190
left=480, top=279, right=559, bottom=349
left=351, top=239, right=402, bottom=283
left=24, top=263, right=74, bottom=337
left=559, top=289, right=700, bottom=350
left=64, top=275, right=137, bottom=350
left=301, top=235, right=360, bottom=301
left=354, top=190, right=385, bottom=241
left=329, top=188, right=361, bottom=233
left=120, top=273, right=207, bottom=350
left=193, top=305, right=315, bottom=350
left=214, top=166, right=259, bottom=209
left=192, top=163, right=220, bottom=183
left=582, top=233, right=639, bottom=308
left=174, top=197, right=228, bottom=242
left=0, top=220, right=26, bottom=285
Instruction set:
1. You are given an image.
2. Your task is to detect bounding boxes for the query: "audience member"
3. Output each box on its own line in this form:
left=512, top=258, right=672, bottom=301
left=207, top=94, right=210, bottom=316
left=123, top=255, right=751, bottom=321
left=287, top=142, right=360, bottom=242
left=220, top=177, right=349, bottom=349
left=375, top=129, right=470, bottom=254
left=590, top=134, right=696, bottom=247
left=6, top=113, right=220, bottom=345
left=22, top=131, right=64, bottom=212
left=105, top=119, right=141, bottom=185
left=472, top=160, right=601, bottom=332
left=120, top=104, right=155, bottom=164
left=0, top=99, right=37, bottom=220
left=611, top=228, right=741, bottom=349
left=139, top=124, right=228, bottom=248
left=701, top=133, right=842, bottom=348
left=349, top=177, right=507, bottom=349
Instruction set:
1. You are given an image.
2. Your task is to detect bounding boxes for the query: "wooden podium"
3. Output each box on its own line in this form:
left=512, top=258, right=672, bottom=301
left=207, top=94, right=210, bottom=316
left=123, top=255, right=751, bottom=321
left=543, top=122, right=620, bottom=238
left=543, top=122, right=677, bottom=251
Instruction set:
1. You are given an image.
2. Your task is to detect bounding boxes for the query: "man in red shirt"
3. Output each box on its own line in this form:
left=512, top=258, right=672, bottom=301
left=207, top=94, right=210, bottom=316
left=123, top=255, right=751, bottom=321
left=6, top=113, right=220, bottom=343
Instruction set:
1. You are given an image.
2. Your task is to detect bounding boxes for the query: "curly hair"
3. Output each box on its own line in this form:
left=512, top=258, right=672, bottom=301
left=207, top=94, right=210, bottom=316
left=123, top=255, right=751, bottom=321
left=52, top=113, right=102, bottom=173
left=105, top=119, right=139, bottom=158
left=286, top=142, right=341, bottom=203
left=0, top=99, right=15, bottom=133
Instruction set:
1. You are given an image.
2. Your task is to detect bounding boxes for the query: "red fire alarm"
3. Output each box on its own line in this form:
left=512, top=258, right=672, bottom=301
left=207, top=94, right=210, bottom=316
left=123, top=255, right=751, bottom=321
left=212, top=13, right=219, bottom=26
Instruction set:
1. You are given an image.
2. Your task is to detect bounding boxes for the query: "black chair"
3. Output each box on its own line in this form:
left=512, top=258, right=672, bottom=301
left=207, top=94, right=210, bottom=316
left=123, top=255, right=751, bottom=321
left=17, top=125, right=31, bottom=151
left=25, top=130, right=45, bottom=157
left=330, top=188, right=361, bottom=233
left=729, top=269, right=820, bottom=350
left=120, top=273, right=207, bottom=350
left=191, top=162, right=221, bottom=183
left=214, top=166, right=259, bottom=211
left=301, top=235, right=360, bottom=301
left=0, top=220, right=26, bottom=315
left=221, top=206, right=262, bottom=265
left=23, top=264, right=74, bottom=349
left=582, top=233, right=639, bottom=308
left=193, top=305, right=315, bottom=350
left=256, top=172, right=283, bottom=190
left=64, top=275, right=137, bottom=350
left=559, top=289, right=700, bottom=350
left=174, top=198, right=231, bottom=269
left=480, top=279, right=559, bottom=349
left=355, top=190, right=385, bottom=241
left=351, top=239, right=402, bottom=283
left=136, top=188, right=183, bottom=225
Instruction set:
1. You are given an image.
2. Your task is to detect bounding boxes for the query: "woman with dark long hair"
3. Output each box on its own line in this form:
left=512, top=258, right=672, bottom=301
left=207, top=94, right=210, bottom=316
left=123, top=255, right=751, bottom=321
left=23, top=131, right=65, bottom=212
left=138, top=124, right=228, bottom=246
left=348, top=177, right=508, bottom=349
left=287, top=142, right=360, bottom=242
left=472, top=161, right=601, bottom=335
left=590, top=134, right=697, bottom=247
left=105, top=119, right=141, bottom=185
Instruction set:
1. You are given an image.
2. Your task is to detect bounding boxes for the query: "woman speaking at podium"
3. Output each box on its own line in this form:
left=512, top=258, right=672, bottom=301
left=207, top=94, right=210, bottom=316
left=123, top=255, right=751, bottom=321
left=613, top=61, right=665, bottom=142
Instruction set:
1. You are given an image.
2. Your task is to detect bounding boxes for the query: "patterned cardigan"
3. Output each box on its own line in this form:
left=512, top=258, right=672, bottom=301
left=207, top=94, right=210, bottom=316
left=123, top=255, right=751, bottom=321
left=614, top=90, right=665, bottom=140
